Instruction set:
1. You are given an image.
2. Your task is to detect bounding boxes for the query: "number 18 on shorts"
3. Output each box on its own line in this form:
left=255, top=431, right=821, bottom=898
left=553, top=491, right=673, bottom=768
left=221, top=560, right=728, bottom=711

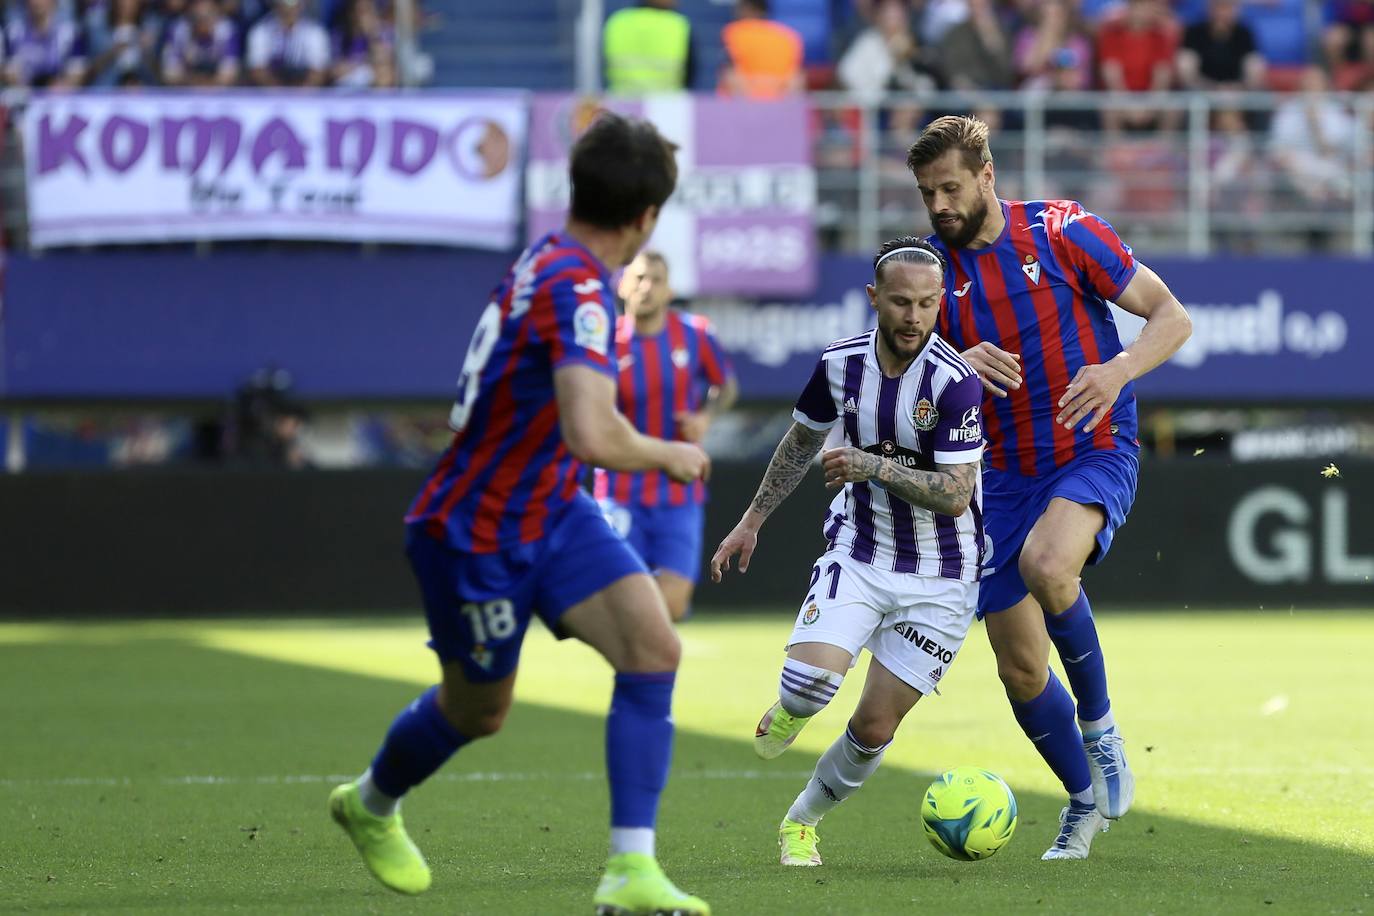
left=786, top=551, right=977, bottom=696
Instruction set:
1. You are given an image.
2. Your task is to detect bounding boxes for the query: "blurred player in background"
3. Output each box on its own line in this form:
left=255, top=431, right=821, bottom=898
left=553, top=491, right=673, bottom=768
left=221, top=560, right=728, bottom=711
left=907, top=115, right=1192, bottom=859
left=594, top=251, right=737, bottom=620
left=711, top=237, right=987, bottom=867
left=329, top=112, right=712, bottom=916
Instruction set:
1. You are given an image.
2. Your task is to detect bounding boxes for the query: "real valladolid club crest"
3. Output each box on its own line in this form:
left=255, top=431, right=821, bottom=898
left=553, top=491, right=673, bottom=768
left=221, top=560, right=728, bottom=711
left=912, top=397, right=939, bottom=432
left=802, top=602, right=820, bottom=625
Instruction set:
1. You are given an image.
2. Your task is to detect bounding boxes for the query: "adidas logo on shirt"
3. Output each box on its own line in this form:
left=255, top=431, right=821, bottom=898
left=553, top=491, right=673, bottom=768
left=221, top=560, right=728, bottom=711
left=843, top=397, right=860, bottom=413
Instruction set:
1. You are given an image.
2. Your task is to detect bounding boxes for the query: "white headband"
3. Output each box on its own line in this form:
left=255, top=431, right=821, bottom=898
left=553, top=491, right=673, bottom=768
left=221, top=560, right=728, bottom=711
left=875, top=246, right=941, bottom=270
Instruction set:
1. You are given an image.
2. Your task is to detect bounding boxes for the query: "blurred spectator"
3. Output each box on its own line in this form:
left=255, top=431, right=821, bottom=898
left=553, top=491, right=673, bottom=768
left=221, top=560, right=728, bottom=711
left=230, top=369, right=311, bottom=470
left=5, top=0, right=87, bottom=87
left=1323, top=0, right=1374, bottom=87
left=246, top=0, right=329, bottom=87
left=936, top=0, right=1016, bottom=90
left=831, top=0, right=922, bottom=62
left=719, top=0, right=804, bottom=99
left=1096, top=0, right=1180, bottom=132
left=84, top=0, right=157, bottom=86
left=1041, top=47, right=1100, bottom=129
left=1270, top=66, right=1357, bottom=211
left=1037, top=47, right=1100, bottom=203
left=330, top=0, right=394, bottom=87
left=161, top=0, right=241, bottom=87
left=836, top=0, right=942, bottom=99
left=920, top=0, right=968, bottom=45
left=1208, top=104, right=1263, bottom=252
left=1177, top=0, right=1265, bottom=91
left=602, top=0, right=693, bottom=95
left=1014, top=0, right=1093, bottom=91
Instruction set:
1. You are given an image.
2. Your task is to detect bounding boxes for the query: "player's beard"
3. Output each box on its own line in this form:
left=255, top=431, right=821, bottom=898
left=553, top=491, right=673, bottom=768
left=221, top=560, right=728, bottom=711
left=931, top=197, right=990, bottom=249
left=879, top=322, right=929, bottom=363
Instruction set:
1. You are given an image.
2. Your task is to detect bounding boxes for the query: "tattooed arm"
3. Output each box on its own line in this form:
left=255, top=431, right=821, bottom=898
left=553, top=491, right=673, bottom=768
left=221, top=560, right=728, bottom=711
left=747, top=421, right=830, bottom=522
left=821, top=447, right=977, bottom=517
left=710, top=421, right=830, bottom=581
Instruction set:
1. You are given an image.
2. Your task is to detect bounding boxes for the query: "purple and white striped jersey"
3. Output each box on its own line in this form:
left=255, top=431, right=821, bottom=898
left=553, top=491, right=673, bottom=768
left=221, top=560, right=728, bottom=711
left=792, top=328, right=989, bottom=583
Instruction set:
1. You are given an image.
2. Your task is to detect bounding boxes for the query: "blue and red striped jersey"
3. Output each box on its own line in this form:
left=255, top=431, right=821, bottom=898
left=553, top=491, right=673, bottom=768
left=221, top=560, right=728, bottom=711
left=593, top=310, right=734, bottom=507
left=930, top=199, right=1141, bottom=477
left=406, top=232, right=617, bottom=552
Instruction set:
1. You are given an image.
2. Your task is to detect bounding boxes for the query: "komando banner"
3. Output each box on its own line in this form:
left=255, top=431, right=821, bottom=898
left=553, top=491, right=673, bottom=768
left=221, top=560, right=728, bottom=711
left=22, top=90, right=526, bottom=248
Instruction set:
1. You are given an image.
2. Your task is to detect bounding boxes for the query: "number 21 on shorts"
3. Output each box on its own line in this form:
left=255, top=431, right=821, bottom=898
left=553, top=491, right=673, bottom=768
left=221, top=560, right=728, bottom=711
left=806, top=561, right=842, bottom=604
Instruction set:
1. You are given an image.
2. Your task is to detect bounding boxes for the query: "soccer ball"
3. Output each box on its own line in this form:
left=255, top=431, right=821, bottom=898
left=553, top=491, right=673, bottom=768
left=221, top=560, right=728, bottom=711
left=921, top=766, right=1018, bottom=861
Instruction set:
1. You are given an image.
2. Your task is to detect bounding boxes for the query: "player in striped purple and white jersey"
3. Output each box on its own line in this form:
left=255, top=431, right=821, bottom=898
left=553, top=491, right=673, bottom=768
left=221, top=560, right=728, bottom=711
left=710, top=236, right=987, bottom=867
left=805, top=327, right=986, bottom=582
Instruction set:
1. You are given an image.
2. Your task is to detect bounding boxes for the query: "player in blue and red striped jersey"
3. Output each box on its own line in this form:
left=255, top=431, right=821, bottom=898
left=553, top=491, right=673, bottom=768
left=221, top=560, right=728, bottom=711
left=907, top=116, right=1192, bottom=860
left=329, top=113, right=712, bottom=916
left=594, top=250, right=738, bottom=621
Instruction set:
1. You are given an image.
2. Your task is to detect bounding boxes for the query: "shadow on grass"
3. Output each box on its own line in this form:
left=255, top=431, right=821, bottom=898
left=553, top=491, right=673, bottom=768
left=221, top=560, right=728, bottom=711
left=2, top=638, right=1371, bottom=915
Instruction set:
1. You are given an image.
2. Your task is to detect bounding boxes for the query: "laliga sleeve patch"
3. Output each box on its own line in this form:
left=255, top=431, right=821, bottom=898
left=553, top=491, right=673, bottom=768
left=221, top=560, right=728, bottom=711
left=573, top=301, right=610, bottom=355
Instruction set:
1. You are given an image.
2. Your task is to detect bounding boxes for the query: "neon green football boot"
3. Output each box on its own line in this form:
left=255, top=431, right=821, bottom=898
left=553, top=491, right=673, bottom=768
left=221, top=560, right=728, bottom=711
left=778, top=818, right=823, bottom=866
left=753, top=701, right=810, bottom=760
left=593, top=852, right=710, bottom=916
left=328, top=782, right=431, bottom=895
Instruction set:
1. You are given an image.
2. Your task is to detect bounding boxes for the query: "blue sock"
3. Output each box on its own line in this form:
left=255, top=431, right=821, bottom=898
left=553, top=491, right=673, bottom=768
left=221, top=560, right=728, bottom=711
left=606, top=671, right=676, bottom=829
left=369, top=685, right=470, bottom=798
left=1010, top=670, right=1091, bottom=795
left=1044, top=588, right=1111, bottom=723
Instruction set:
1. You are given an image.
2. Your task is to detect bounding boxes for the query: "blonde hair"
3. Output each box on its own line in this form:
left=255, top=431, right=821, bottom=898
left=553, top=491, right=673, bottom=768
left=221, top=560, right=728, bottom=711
left=905, top=116, right=993, bottom=177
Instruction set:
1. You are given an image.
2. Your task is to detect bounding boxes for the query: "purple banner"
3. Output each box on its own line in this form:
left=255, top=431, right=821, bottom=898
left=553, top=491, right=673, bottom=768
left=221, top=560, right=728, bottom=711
left=524, top=93, right=816, bottom=297
left=23, top=91, right=527, bottom=249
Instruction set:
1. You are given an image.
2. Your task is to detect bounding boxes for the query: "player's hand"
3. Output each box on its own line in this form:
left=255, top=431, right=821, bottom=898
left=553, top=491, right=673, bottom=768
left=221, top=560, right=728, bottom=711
left=1058, top=359, right=1129, bottom=433
left=710, top=520, right=759, bottom=582
left=821, top=447, right=881, bottom=490
left=663, top=441, right=710, bottom=483
left=674, top=410, right=711, bottom=444
left=962, top=342, right=1021, bottom=397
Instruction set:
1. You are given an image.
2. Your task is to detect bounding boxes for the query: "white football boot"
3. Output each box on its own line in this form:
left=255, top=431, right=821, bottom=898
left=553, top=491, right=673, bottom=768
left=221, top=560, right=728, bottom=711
left=1084, top=726, right=1135, bottom=819
left=1041, top=800, right=1108, bottom=860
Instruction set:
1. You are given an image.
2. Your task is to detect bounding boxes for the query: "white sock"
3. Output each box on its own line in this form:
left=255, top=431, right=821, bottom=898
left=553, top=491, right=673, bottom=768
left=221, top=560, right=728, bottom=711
left=357, top=767, right=400, bottom=818
left=1070, top=787, right=1095, bottom=807
left=778, top=658, right=844, bottom=718
left=1079, top=709, right=1116, bottom=738
left=609, top=827, right=655, bottom=858
left=786, top=727, right=888, bottom=826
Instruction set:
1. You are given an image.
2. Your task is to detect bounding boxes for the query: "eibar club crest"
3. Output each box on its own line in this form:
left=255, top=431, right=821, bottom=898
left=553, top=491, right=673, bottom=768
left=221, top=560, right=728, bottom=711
left=802, top=602, right=820, bottom=625
left=912, top=397, right=939, bottom=432
left=1022, top=255, right=1041, bottom=285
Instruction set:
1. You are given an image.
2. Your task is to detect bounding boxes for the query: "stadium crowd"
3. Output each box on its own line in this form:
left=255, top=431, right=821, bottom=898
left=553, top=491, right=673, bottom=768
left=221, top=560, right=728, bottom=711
left=603, top=0, right=1372, bottom=252
left=607, top=0, right=1372, bottom=98
left=0, top=0, right=409, bottom=88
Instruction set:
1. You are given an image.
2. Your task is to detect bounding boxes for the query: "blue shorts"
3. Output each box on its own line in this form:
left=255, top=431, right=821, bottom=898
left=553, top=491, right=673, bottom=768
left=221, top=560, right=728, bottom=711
left=977, top=447, right=1139, bottom=618
left=596, top=499, right=705, bottom=584
left=406, top=491, right=648, bottom=682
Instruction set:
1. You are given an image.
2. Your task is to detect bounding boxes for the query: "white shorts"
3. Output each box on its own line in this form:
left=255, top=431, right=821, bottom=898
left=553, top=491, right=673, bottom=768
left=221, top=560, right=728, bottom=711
left=786, top=549, right=977, bottom=696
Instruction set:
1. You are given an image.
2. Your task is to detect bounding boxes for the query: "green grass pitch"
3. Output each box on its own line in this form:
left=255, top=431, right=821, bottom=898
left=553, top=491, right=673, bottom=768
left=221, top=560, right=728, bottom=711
left=3, top=610, right=1373, bottom=914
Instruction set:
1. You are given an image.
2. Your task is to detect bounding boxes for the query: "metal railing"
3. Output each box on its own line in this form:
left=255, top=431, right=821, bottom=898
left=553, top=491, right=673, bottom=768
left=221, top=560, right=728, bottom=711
left=809, top=89, right=1374, bottom=256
